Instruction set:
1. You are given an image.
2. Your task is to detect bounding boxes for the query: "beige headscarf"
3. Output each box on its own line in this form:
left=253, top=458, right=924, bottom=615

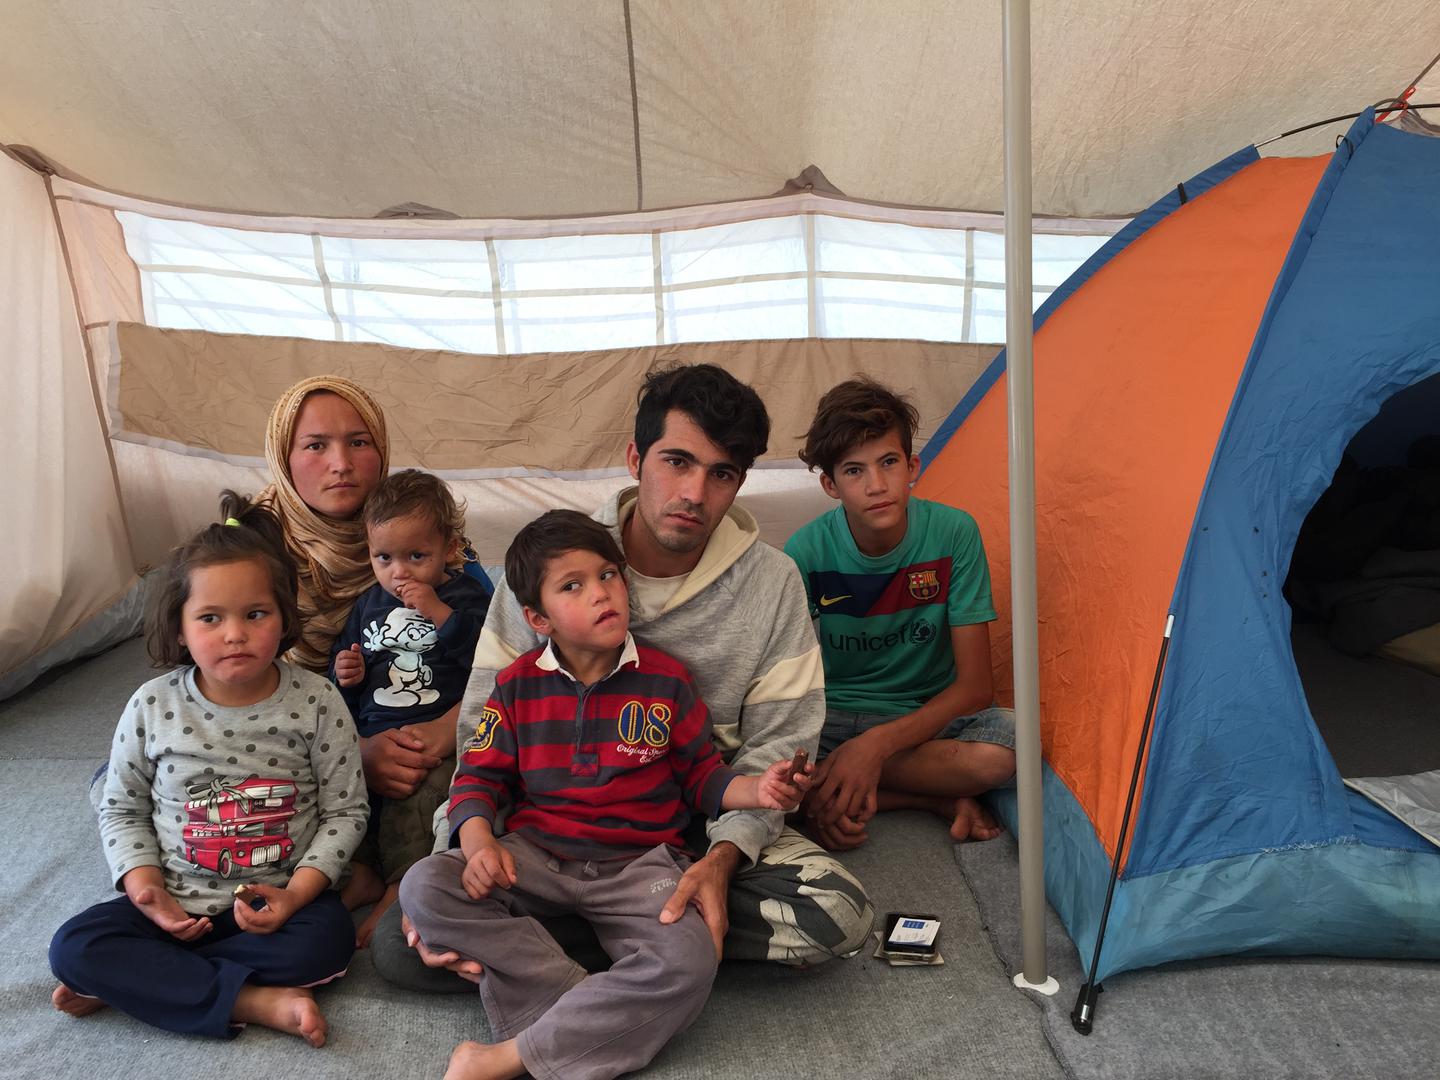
left=256, top=375, right=390, bottom=671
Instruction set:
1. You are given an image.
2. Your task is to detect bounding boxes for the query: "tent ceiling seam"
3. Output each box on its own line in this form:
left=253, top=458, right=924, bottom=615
left=804, top=215, right=818, bottom=336
left=59, top=191, right=1125, bottom=241
left=485, top=239, right=507, bottom=355
left=650, top=232, right=664, bottom=344
left=623, top=0, right=644, bottom=212
left=311, top=235, right=343, bottom=340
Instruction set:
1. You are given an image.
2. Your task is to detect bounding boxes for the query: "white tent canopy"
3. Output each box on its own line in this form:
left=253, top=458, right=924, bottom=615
left=4, top=0, right=1440, bottom=692
left=3, top=1, right=1439, bottom=221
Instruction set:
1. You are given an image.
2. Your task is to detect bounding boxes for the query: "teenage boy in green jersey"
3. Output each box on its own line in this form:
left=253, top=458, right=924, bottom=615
left=784, top=378, right=1016, bottom=851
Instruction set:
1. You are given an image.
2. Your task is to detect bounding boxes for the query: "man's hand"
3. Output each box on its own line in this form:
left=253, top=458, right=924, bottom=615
left=395, top=581, right=452, bottom=628
left=361, top=727, right=443, bottom=799
left=401, top=912, right=484, bottom=983
left=334, top=643, right=365, bottom=688
left=811, top=811, right=870, bottom=852
left=232, top=883, right=304, bottom=935
left=804, top=734, right=885, bottom=828
left=461, top=839, right=517, bottom=901
left=658, top=842, right=740, bottom=960
left=402, top=709, right=459, bottom=761
left=126, top=872, right=212, bottom=942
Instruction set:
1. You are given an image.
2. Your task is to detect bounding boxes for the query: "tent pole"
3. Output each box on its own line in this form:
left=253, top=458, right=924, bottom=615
left=1002, top=0, right=1055, bottom=997
left=1071, top=614, right=1175, bottom=1033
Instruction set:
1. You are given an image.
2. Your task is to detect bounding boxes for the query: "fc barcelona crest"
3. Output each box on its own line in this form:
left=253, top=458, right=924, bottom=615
left=907, top=569, right=941, bottom=601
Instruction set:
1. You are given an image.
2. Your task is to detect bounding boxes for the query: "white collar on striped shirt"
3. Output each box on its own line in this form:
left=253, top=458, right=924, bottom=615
left=536, top=632, right=640, bottom=683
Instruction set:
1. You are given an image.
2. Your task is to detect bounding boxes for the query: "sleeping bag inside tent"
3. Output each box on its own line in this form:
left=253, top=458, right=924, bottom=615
left=914, top=109, right=1440, bottom=981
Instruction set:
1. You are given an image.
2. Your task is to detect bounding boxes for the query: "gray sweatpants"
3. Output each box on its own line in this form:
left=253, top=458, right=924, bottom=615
left=399, top=836, right=718, bottom=1080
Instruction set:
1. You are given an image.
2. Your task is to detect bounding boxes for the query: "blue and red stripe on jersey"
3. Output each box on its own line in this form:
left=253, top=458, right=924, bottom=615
left=448, top=640, right=738, bottom=861
left=806, top=558, right=951, bottom=619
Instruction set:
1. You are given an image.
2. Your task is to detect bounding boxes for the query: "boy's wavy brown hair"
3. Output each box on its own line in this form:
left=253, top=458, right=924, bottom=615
left=361, top=468, right=467, bottom=544
left=505, top=509, right=625, bottom=615
left=799, top=377, right=920, bottom=478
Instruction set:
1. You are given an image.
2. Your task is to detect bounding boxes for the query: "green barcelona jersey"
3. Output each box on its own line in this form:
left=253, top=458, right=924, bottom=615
left=783, top=497, right=996, bottom=715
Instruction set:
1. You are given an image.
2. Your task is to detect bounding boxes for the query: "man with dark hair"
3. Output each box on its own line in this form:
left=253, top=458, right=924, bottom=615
left=632, top=363, right=771, bottom=474
left=372, top=363, right=873, bottom=987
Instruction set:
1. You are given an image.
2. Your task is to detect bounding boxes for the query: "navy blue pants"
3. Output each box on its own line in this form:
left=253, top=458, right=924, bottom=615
left=49, top=891, right=355, bottom=1038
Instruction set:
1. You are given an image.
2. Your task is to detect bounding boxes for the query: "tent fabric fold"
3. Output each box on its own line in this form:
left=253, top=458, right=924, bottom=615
left=0, top=152, right=136, bottom=684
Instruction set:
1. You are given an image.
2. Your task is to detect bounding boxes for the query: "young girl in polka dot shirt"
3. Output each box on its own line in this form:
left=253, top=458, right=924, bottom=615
left=48, top=493, right=369, bottom=1047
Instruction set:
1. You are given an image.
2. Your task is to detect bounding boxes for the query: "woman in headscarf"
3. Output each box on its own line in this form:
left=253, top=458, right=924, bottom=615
left=259, top=375, right=446, bottom=804
left=258, top=374, right=389, bottom=670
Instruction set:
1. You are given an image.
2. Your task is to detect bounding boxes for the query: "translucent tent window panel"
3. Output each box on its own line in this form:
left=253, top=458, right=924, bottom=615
left=815, top=216, right=969, bottom=280
left=502, top=292, right=656, bottom=354
left=496, top=233, right=655, bottom=292
left=664, top=279, right=809, bottom=343
left=146, top=271, right=336, bottom=338
left=117, top=208, right=1116, bottom=352
left=336, top=289, right=499, bottom=353
left=817, top=278, right=967, bottom=341
left=320, top=237, right=494, bottom=292
left=662, top=217, right=807, bottom=285
left=119, top=214, right=320, bottom=281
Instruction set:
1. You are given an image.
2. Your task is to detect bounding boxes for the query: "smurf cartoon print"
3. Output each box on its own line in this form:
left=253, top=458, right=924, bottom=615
left=363, top=607, right=441, bottom=707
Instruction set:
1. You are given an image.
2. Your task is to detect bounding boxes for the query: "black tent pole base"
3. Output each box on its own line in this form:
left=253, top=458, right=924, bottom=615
left=1071, top=981, right=1103, bottom=1035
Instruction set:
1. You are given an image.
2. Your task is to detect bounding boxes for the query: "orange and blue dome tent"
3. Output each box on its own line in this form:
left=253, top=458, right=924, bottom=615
left=916, top=109, right=1440, bottom=997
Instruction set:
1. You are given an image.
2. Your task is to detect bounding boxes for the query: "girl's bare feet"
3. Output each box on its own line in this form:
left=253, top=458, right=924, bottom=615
left=444, top=1039, right=526, bottom=1080
left=51, top=983, right=107, bottom=1017
left=949, top=796, right=1003, bottom=842
left=355, top=882, right=400, bottom=948
left=232, top=985, right=327, bottom=1047
left=339, top=861, right=386, bottom=912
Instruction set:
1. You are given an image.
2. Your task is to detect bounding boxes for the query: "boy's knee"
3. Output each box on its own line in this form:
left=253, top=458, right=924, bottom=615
left=666, top=917, right=720, bottom=990
left=397, top=849, right=462, bottom=915
left=972, top=742, right=1016, bottom=787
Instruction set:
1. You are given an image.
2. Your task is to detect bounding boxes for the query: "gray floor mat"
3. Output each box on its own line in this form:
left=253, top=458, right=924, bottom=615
left=956, top=831, right=1440, bottom=1080
left=2, top=639, right=1061, bottom=1079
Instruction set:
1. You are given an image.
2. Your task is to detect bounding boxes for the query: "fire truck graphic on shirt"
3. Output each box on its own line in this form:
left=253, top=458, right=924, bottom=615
left=182, top=776, right=297, bottom=879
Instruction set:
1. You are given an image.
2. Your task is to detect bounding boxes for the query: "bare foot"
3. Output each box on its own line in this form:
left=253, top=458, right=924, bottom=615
left=444, top=1039, right=526, bottom=1080
left=949, top=796, right=1003, bottom=842
left=232, top=985, right=327, bottom=1047
left=52, top=983, right=107, bottom=1017
left=339, top=861, right=386, bottom=912
left=355, top=883, right=400, bottom=948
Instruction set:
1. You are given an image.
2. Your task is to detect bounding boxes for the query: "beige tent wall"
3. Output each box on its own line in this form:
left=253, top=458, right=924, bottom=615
left=103, top=323, right=997, bottom=567
left=43, top=181, right=1005, bottom=573
left=0, top=152, right=136, bottom=681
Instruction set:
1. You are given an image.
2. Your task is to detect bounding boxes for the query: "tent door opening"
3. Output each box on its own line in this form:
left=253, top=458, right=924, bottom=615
left=1284, top=372, right=1440, bottom=846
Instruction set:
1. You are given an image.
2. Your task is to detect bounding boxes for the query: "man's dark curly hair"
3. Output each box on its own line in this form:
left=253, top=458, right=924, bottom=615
left=633, top=363, right=770, bottom=473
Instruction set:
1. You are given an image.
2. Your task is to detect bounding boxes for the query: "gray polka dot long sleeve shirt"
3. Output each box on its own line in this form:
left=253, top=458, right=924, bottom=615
left=98, top=662, right=370, bottom=916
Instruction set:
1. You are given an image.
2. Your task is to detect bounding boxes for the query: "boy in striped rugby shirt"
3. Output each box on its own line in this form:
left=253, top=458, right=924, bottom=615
left=400, top=509, right=811, bottom=1080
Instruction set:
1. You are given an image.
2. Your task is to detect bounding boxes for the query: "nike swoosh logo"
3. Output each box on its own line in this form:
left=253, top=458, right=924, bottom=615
left=819, top=594, right=853, bottom=607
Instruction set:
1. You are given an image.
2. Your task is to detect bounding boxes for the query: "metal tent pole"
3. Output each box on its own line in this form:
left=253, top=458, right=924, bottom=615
left=1002, top=0, right=1057, bottom=997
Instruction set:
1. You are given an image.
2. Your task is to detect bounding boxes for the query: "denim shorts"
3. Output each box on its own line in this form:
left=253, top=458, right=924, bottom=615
left=817, top=704, right=1016, bottom=757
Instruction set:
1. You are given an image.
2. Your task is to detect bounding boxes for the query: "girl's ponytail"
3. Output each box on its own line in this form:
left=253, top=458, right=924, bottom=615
left=144, top=493, right=304, bottom=669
